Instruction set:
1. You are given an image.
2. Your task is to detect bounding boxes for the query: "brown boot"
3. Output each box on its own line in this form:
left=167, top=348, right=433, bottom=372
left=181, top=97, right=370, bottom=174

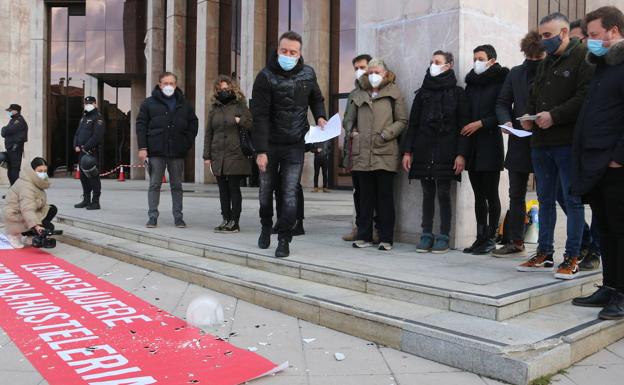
left=342, top=227, right=358, bottom=241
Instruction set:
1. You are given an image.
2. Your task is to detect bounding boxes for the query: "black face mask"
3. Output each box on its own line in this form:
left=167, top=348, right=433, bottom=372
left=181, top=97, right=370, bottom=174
left=216, top=90, right=235, bottom=104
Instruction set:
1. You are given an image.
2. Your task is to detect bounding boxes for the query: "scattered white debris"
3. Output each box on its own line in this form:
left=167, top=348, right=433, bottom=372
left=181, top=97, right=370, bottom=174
left=100, top=272, right=112, bottom=277
left=258, top=342, right=269, bottom=346
left=303, top=338, right=316, bottom=344
left=334, top=352, right=346, bottom=361
left=126, top=277, right=135, bottom=281
left=247, top=347, right=258, bottom=352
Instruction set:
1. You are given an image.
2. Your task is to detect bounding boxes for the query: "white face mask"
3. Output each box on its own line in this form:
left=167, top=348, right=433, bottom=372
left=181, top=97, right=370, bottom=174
left=473, top=60, right=489, bottom=75
left=36, top=172, right=48, bottom=180
left=429, top=63, right=446, bottom=77
left=84, top=104, right=95, bottom=112
left=368, top=73, right=383, bottom=88
left=162, top=85, right=175, bottom=97
left=355, top=69, right=366, bottom=80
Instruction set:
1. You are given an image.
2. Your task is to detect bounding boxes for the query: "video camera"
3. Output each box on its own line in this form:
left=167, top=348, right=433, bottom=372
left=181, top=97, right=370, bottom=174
left=32, top=228, right=64, bottom=249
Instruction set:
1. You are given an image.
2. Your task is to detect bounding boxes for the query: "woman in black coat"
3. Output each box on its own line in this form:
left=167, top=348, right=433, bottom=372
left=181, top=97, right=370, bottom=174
left=401, top=50, right=471, bottom=253
left=462, top=44, right=509, bottom=255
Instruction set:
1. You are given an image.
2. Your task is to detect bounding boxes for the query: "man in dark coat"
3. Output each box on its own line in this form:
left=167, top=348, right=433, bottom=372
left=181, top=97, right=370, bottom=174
left=494, top=31, right=545, bottom=255
left=518, top=13, right=594, bottom=279
left=73, top=96, right=105, bottom=210
left=401, top=50, right=470, bottom=254
left=251, top=31, right=327, bottom=258
left=136, top=72, right=199, bottom=228
left=571, top=6, right=624, bottom=319
left=462, top=44, right=509, bottom=255
left=1, top=104, right=28, bottom=185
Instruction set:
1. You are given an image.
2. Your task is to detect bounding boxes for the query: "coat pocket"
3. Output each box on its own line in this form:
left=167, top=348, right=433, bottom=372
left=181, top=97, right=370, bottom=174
left=351, top=133, right=361, bottom=155
left=372, top=134, right=394, bottom=155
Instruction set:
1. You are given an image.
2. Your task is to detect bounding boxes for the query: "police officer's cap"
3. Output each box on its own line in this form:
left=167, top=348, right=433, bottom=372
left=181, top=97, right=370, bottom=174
left=84, top=96, right=97, bottom=104
left=5, top=104, right=21, bottom=112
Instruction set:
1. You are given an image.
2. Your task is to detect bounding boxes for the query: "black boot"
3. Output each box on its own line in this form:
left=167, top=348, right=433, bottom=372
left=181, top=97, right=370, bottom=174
left=222, top=220, right=240, bottom=233
left=214, top=217, right=229, bottom=232
left=292, top=220, right=305, bottom=236
left=86, top=193, right=101, bottom=210
left=258, top=226, right=271, bottom=249
left=472, top=226, right=497, bottom=255
left=271, top=222, right=279, bottom=234
left=275, top=239, right=290, bottom=258
left=74, top=193, right=91, bottom=208
left=463, top=225, right=486, bottom=253
left=599, top=291, right=624, bottom=320
left=572, top=286, right=614, bottom=307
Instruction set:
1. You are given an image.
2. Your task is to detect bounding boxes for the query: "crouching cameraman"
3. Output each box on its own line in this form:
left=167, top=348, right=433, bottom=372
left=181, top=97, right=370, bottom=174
left=3, top=157, right=60, bottom=248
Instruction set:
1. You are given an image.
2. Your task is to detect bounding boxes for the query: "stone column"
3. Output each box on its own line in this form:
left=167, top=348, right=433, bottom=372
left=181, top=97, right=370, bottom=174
left=195, top=0, right=220, bottom=184
left=145, top=0, right=165, bottom=97
left=130, top=80, right=147, bottom=179
left=301, top=0, right=331, bottom=188
left=166, top=0, right=187, bottom=89
left=357, top=0, right=527, bottom=248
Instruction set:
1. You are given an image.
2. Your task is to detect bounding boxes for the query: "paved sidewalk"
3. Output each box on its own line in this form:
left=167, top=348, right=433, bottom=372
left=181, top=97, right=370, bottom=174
left=1, top=241, right=623, bottom=385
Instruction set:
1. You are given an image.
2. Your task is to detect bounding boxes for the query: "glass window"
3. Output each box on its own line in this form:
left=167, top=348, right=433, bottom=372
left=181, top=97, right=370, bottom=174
left=51, top=8, right=68, bottom=42
left=69, top=15, right=86, bottom=42
left=85, top=30, right=106, bottom=73
left=105, top=30, right=125, bottom=73
left=86, top=0, right=106, bottom=30
left=278, top=0, right=304, bottom=35
left=105, top=0, right=125, bottom=30
left=338, top=29, right=356, bottom=93
left=50, top=41, right=68, bottom=83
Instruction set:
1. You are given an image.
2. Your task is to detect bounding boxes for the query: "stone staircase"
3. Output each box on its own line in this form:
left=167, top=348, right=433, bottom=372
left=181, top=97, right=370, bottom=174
left=56, top=215, right=624, bottom=385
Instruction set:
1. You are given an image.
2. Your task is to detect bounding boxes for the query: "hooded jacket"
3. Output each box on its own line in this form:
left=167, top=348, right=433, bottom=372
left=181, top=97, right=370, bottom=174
left=250, top=51, right=326, bottom=153
left=464, top=63, right=510, bottom=172
left=572, top=40, right=624, bottom=196
left=401, top=69, right=471, bottom=180
left=136, top=86, right=199, bottom=158
left=203, top=93, right=253, bottom=176
left=344, top=71, right=408, bottom=172
left=3, top=164, right=51, bottom=235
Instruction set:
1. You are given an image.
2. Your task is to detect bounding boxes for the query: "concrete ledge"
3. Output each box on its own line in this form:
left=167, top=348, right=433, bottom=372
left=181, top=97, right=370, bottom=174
left=57, top=224, right=624, bottom=385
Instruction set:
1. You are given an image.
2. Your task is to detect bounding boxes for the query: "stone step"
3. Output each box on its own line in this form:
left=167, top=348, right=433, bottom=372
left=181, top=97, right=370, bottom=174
left=56, top=215, right=602, bottom=321
left=56, top=222, right=624, bottom=385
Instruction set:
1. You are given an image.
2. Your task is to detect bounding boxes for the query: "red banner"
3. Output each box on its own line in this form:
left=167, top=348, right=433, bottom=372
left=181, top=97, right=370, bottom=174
left=0, top=247, right=283, bottom=385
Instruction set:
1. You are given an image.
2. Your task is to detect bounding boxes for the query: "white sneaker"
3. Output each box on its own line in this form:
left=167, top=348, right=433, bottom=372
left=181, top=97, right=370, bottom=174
left=352, top=240, right=374, bottom=248
left=378, top=242, right=393, bottom=251
left=8, top=235, right=24, bottom=249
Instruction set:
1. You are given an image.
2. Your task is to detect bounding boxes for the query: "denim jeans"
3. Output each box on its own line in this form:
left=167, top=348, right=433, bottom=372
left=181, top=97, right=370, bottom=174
left=556, top=182, right=601, bottom=253
left=531, top=146, right=585, bottom=256
left=259, top=143, right=305, bottom=241
left=147, top=157, right=185, bottom=221
left=421, top=179, right=452, bottom=236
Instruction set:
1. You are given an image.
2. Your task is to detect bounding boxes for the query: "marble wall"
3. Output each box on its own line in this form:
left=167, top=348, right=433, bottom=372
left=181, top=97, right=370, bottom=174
left=356, top=0, right=528, bottom=247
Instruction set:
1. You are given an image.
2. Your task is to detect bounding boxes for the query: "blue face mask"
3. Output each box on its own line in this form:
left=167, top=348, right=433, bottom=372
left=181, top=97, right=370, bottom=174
left=7, top=112, right=12, bottom=119
left=542, top=34, right=563, bottom=55
left=587, top=39, right=609, bottom=56
left=278, top=54, right=298, bottom=71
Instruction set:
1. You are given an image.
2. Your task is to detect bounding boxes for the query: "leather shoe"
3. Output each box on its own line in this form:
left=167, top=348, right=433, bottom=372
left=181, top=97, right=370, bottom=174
left=275, top=239, right=290, bottom=258
left=572, top=286, right=614, bottom=307
left=599, top=291, right=624, bottom=320
left=258, top=226, right=271, bottom=249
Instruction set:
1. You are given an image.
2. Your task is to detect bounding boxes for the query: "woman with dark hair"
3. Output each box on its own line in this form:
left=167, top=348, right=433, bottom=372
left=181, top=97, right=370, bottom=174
left=203, top=75, right=253, bottom=233
left=3, top=157, right=57, bottom=248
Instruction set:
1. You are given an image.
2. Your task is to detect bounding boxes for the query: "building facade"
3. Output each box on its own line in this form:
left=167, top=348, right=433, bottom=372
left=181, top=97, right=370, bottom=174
left=0, top=0, right=619, bottom=245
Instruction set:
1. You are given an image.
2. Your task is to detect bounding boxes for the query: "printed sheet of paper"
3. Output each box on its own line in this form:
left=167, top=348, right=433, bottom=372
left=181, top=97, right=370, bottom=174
left=499, top=125, right=532, bottom=138
left=305, top=113, right=341, bottom=144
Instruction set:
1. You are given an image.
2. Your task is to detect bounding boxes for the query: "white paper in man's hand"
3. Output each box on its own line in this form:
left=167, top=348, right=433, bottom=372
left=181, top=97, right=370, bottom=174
left=499, top=125, right=532, bottom=137
left=516, top=115, right=538, bottom=121
left=305, top=113, right=342, bottom=144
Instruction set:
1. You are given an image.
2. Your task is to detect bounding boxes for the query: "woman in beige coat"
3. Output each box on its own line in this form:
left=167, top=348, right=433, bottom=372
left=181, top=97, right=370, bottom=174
left=3, top=157, right=56, bottom=248
left=344, top=58, right=408, bottom=251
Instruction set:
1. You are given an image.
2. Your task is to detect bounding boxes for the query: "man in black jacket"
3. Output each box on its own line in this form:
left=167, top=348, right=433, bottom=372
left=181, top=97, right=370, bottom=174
left=251, top=31, right=327, bottom=258
left=518, top=13, right=594, bottom=279
left=136, top=72, right=199, bottom=228
left=1, top=104, right=28, bottom=185
left=73, top=96, right=105, bottom=210
left=462, top=44, right=509, bottom=255
left=494, top=31, right=545, bottom=256
left=571, top=6, right=624, bottom=319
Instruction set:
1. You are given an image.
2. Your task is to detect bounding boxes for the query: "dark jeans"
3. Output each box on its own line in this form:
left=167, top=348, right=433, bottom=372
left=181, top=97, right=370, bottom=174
left=7, top=146, right=22, bottom=185
left=468, top=170, right=501, bottom=230
left=352, top=171, right=378, bottom=228
left=508, top=171, right=530, bottom=242
left=355, top=170, right=395, bottom=243
left=216, top=175, right=244, bottom=221
left=275, top=183, right=304, bottom=221
left=420, top=179, right=452, bottom=236
left=557, top=183, right=600, bottom=253
left=259, top=143, right=305, bottom=241
left=314, top=157, right=329, bottom=188
left=147, top=157, right=185, bottom=221
left=532, top=146, right=584, bottom=256
left=78, top=152, right=101, bottom=196
left=588, top=168, right=624, bottom=292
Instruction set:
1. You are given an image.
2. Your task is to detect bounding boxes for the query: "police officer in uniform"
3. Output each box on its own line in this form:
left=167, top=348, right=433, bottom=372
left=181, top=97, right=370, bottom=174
left=73, top=96, right=105, bottom=210
left=1, top=104, right=28, bottom=185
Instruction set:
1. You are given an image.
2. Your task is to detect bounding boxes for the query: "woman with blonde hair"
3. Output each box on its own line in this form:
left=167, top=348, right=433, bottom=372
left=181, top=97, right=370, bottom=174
left=203, top=75, right=253, bottom=233
left=344, top=58, right=408, bottom=251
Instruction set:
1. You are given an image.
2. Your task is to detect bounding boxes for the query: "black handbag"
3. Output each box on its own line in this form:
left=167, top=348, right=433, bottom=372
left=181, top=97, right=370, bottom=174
left=236, top=106, right=255, bottom=158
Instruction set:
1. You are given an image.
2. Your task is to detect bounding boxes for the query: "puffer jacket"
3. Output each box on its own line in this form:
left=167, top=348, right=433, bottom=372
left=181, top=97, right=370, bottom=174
left=1, top=113, right=28, bottom=150
left=2, top=165, right=51, bottom=235
left=203, top=94, right=253, bottom=176
left=345, top=72, right=408, bottom=172
left=250, top=51, right=326, bottom=153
